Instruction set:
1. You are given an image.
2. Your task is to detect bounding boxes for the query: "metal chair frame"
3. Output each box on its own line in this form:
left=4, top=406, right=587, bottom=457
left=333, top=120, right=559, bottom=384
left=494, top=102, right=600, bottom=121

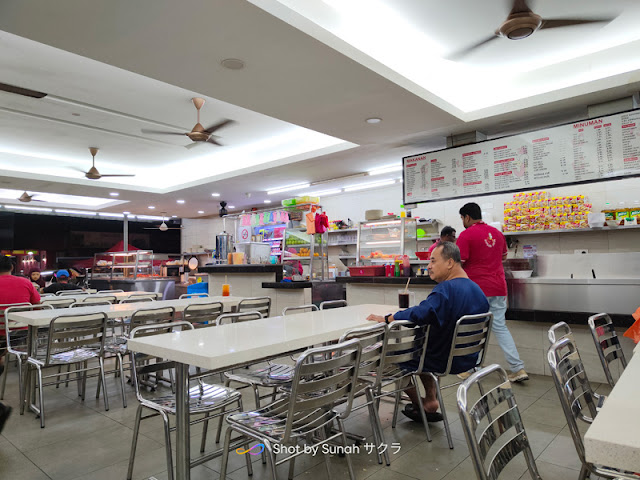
left=179, top=293, right=210, bottom=299
left=98, top=289, right=124, bottom=294
left=547, top=336, right=637, bottom=480
left=457, top=364, right=542, bottom=480
left=237, top=296, right=271, bottom=318
left=588, top=313, right=627, bottom=388
left=119, top=296, right=155, bottom=304
left=126, top=321, right=251, bottom=480
left=282, top=304, right=318, bottom=315
left=216, top=311, right=263, bottom=326
left=219, top=338, right=363, bottom=480
left=56, top=289, right=87, bottom=296
left=25, top=311, right=110, bottom=427
left=319, top=300, right=348, bottom=310
left=40, top=297, right=77, bottom=309
left=183, top=302, right=224, bottom=328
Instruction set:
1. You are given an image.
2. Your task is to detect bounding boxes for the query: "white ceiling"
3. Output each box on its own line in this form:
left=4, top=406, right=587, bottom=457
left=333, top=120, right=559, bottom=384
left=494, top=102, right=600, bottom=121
left=0, top=0, right=639, bottom=218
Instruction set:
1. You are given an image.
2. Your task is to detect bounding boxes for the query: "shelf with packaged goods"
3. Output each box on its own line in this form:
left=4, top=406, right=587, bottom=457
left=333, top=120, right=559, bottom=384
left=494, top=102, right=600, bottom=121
left=503, top=224, right=640, bottom=236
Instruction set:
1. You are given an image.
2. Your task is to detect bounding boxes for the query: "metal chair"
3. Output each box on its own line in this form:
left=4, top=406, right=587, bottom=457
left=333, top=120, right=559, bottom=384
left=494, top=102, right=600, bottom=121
left=457, top=364, right=542, bottom=480
left=281, top=304, right=318, bottom=315
left=547, top=321, right=573, bottom=344
left=320, top=300, right=347, bottom=310
left=130, top=292, right=161, bottom=300
left=80, top=295, right=117, bottom=305
left=41, top=297, right=77, bottom=308
left=119, top=296, right=155, bottom=304
left=219, top=338, right=363, bottom=480
left=588, top=313, right=627, bottom=388
left=424, top=312, right=493, bottom=449
left=237, top=296, right=271, bottom=317
left=215, top=311, right=263, bottom=326
left=183, top=302, right=224, bottom=328
left=56, top=289, right=86, bottom=296
left=1, top=304, right=53, bottom=402
left=547, top=336, right=636, bottom=480
left=179, top=293, right=210, bottom=299
left=126, top=321, right=250, bottom=480
left=98, top=289, right=124, bottom=293
left=25, top=311, right=110, bottom=427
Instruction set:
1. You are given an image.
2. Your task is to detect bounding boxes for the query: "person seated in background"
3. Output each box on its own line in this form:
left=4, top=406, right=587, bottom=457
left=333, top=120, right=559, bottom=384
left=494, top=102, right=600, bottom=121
left=28, top=267, right=46, bottom=293
left=367, top=242, right=489, bottom=423
left=0, top=255, right=41, bottom=433
left=43, top=269, right=82, bottom=294
left=426, top=225, right=456, bottom=256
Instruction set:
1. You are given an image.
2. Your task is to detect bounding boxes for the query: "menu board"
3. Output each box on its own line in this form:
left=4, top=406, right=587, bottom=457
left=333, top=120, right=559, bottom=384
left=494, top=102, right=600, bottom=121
left=403, top=110, right=640, bottom=204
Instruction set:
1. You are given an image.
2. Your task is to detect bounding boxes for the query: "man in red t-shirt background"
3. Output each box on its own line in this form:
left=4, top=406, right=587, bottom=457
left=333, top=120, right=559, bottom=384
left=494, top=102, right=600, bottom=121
left=456, top=202, right=528, bottom=383
left=0, top=255, right=41, bottom=432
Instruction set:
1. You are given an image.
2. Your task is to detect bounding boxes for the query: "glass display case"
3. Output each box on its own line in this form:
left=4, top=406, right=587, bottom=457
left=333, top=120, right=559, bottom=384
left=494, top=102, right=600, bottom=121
left=90, top=250, right=155, bottom=281
left=356, top=218, right=418, bottom=265
left=282, top=228, right=327, bottom=279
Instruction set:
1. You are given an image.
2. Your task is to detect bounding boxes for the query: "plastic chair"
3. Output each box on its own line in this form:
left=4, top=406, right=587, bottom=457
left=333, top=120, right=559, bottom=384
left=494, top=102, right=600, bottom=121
left=237, top=296, right=271, bottom=318
left=219, top=338, right=363, bottom=480
left=126, top=321, right=249, bottom=480
left=281, top=304, right=318, bottom=315
left=457, top=364, right=542, bottom=480
left=320, top=300, right=347, bottom=310
left=183, top=302, right=224, bottom=328
left=547, top=336, right=636, bottom=480
left=25, top=311, right=110, bottom=427
left=588, top=313, right=627, bottom=388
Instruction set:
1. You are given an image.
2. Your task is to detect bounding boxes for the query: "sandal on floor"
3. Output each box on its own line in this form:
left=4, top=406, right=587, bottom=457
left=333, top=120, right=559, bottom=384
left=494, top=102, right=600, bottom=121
left=402, top=403, right=443, bottom=423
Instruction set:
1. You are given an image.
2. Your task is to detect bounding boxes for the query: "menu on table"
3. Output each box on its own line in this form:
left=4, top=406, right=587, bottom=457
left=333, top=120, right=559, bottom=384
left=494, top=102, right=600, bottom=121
left=403, top=110, right=640, bottom=204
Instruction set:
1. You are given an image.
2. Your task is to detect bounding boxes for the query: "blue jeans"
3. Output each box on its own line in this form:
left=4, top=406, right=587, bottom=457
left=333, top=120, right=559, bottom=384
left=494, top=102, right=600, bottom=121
left=488, top=296, right=524, bottom=372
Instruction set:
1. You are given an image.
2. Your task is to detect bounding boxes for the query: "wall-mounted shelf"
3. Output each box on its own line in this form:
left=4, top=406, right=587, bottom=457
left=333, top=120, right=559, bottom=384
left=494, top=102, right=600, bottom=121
left=503, top=224, right=640, bottom=236
left=328, top=228, right=358, bottom=233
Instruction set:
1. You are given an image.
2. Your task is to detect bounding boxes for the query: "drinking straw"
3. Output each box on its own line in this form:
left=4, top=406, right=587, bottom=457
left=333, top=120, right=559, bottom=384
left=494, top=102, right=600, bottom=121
left=404, top=276, right=411, bottom=293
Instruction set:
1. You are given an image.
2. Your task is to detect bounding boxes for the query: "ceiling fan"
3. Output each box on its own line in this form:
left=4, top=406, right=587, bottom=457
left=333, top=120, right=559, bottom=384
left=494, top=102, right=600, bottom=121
left=73, top=147, right=135, bottom=180
left=447, top=0, right=617, bottom=60
left=18, top=191, right=44, bottom=203
left=141, top=97, right=235, bottom=148
left=144, top=212, right=183, bottom=232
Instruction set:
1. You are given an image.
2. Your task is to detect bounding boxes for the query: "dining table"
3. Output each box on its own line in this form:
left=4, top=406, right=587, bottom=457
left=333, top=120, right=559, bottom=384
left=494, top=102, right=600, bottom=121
left=583, top=342, right=640, bottom=473
left=41, top=290, right=164, bottom=302
left=126, top=303, right=395, bottom=480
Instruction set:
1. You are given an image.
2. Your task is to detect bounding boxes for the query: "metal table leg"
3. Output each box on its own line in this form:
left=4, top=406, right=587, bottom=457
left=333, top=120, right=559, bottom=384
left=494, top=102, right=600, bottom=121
left=175, top=362, right=191, bottom=480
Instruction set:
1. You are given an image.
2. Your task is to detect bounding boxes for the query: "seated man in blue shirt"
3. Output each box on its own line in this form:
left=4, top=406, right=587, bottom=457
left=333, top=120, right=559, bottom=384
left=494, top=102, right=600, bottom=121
left=367, top=242, right=489, bottom=422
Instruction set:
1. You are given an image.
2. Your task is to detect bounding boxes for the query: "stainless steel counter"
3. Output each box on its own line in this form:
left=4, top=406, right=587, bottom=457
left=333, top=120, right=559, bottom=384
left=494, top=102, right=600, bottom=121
left=89, top=278, right=177, bottom=300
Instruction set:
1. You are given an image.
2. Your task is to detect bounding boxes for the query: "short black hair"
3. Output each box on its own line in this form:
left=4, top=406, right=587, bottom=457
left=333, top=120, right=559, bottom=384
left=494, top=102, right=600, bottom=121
left=434, top=242, right=461, bottom=264
left=459, top=202, right=482, bottom=220
left=441, top=226, right=456, bottom=237
left=0, top=256, right=14, bottom=273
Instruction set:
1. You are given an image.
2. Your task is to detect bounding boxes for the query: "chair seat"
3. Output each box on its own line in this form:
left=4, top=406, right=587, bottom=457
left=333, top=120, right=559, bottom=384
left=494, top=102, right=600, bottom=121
left=31, top=348, right=99, bottom=365
left=227, top=397, right=337, bottom=441
left=104, top=337, right=128, bottom=354
left=147, top=383, right=241, bottom=414
left=225, top=363, right=294, bottom=386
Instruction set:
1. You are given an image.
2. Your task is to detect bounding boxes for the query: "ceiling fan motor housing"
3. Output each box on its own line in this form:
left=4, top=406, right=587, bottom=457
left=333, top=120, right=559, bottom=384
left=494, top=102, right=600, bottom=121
left=499, top=12, right=542, bottom=40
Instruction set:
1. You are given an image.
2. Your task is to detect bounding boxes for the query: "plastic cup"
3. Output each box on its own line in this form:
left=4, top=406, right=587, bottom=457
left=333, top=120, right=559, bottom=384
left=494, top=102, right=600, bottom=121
left=222, top=284, right=231, bottom=296
left=398, top=290, right=415, bottom=309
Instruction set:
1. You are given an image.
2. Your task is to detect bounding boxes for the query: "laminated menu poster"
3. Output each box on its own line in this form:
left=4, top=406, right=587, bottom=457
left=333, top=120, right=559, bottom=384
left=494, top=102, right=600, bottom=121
left=403, top=109, right=640, bottom=204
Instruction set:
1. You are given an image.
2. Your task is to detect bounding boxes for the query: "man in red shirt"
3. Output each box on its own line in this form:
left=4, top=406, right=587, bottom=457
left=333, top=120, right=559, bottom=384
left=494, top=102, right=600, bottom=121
left=427, top=226, right=456, bottom=256
left=0, top=255, right=41, bottom=432
left=456, top=203, right=528, bottom=383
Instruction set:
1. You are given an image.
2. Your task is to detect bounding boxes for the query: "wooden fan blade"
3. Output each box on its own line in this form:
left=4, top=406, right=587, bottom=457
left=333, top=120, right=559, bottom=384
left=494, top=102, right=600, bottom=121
left=510, top=0, right=533, bottom=15
left=207, top=137, right=223, bottom=146
left=97, top=174, right=136, bottom=177
left=204, top=119, right=234, bottom=134
left=446, top=35, right=500, bottom=60
left=141, top=128, right=186, bottom=136
left=540, top=17, right=615, bottom=30
left=184, top=141, right=205, bottom=150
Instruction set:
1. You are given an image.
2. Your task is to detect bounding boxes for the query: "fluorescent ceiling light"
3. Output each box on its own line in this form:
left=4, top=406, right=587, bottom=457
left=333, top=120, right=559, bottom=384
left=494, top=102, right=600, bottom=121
left=263, top=200, right=272, bottom=204
left=368, top=165, right=402, bottom=176
left=177, top=199, right=185, bottom=204
left=55, top=209, right=97, bottom=215
left=198, top=210, right=204, bottom=214
left=136, top=215, right=164, bottom=221
left=148, top=206, right=155, bottom=209
left=303, top=188, right=343, bottom=197
left=109, top=192, right=119, bottom=197
left=211, top=193, right=221, bottom=197
left=228, top=205, right=236, bottom=209
left=4, top=205, right=53, bottom=212
left=344, top=179, right=396, bottom=192
left=267, top=183, right=310, bottom=195
left=98, top=212, right=125, bottom=218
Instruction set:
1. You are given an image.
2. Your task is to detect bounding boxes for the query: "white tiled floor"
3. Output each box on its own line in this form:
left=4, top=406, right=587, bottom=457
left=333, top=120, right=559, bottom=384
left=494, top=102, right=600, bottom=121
left=0, top=361, right=601, bottom=480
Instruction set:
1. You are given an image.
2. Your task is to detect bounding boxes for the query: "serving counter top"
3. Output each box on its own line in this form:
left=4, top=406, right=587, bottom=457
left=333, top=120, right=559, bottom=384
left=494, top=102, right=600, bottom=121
left=509, top=277, right=640, bottom=285
left=261, top=281, right=312, bottom=289
left=200, top=264, right=283, bottom=281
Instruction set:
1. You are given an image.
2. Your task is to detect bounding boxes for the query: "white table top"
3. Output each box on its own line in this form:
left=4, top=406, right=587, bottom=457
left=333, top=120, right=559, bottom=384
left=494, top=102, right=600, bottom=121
left=42, top=291, right=164, bottom=302
left=7, top=296, right=245, bottom=327
left=584, top=350, right=640, bottom=472
left=127, top=304, right=395, bottom=371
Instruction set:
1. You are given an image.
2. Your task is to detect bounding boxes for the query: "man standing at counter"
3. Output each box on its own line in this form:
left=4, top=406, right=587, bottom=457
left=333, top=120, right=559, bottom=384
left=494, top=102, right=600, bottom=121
left=457, top=202, right=528, bottom=383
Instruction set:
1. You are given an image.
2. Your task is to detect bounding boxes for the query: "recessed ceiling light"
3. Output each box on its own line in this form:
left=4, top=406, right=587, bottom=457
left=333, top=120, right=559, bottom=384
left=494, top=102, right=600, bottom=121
left=221, top=58, right=245, bottom=70
left=211, top=193, right=220, bottom=197
left=177, top=199, right=185, bottom=204
left=171, top=215, right=178, bottom=218
left=263, top=200, right=272, bottom=204
left=366, top=118, right=382, bottom=124
left=109, top=192, right=119, bottom=197
left=198, top=210, right=204, bottom=214
left=228, top=205, right=235, bottom=209
left=123, top=211, right=131, bottom=215
left=148, top=206, right=155, bottom=209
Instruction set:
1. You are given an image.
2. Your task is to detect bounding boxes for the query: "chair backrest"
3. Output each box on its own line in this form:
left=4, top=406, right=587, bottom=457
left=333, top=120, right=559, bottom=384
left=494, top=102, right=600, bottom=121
left=80, top=295, right=117, bottom=305
left=129, top=306, right=175, bottom=332
left=339, top=323, right=386, bottom=387
left=44, top=312, right=109, bottom=364
left=71, top=301, right=112, bottom=308
left=588, top=313, right=627, bottom=388
left=41, top=297, right=77, bottom=309
left=548, top=321, right=573, bottom=344
left=216, top=311, right=263, bottom=326
left=457, top=364, right=541, bottom=480
left=40, top=293, right=55, bottom=298
left=319, top=300, right=347, bottom=310
left=3, top=304, right=53, bottom=352
left=547, top=336, right=600, bottom=470
left=284, top=338, right=362, bottom=442
left=0, top=302, right=31, bottom=321
left=130, top=292, right=161, bottom=299
left=98, top=289, right=124, bottom=293
left=282, top=304, right=319, bottom=315
left=183, top=302, right=224, bottom=328
left=237, top=297, right=271, bottom=317
left=381, top=320, right=429, bottom=373
left=441, top=312, right=493, bottom=376
left=119, top=296, right=155, bottom=304
left=56, top=289, right=87, bottom=296
left=128, top=321, right=194, bottom=402
left=179, top=293, right=210, bottom=299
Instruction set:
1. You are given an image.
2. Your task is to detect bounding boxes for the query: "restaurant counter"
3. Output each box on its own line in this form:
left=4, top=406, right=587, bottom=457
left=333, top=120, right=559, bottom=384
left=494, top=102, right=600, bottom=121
left=89, top=277, right=177, bottom=299
left=336, top=275, right=437, bottom=306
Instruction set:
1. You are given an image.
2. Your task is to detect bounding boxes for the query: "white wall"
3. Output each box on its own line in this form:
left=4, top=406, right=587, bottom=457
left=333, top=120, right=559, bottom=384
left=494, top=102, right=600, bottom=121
left=180, top=216, right=226, bottom=252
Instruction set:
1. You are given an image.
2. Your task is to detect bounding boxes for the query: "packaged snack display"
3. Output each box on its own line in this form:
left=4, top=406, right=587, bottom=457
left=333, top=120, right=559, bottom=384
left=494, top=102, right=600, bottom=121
left=503, top=190, right=593, bottom=231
